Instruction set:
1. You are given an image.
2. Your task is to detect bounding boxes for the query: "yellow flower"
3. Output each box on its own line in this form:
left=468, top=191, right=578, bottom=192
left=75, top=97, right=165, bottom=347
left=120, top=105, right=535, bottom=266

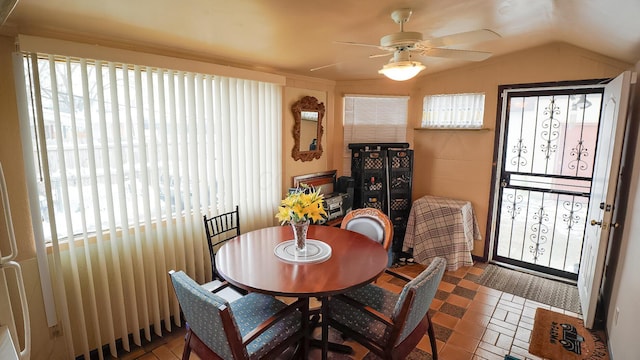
left=275, top=184, right=327, bottom=224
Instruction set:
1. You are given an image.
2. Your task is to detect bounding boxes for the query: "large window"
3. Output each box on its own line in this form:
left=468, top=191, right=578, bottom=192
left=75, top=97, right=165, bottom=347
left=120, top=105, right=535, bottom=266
left=343, top=95, right=409, bottom=175
left=24, top=55, right=281, bottom=243
left=17, top=52, right=283, bottom=358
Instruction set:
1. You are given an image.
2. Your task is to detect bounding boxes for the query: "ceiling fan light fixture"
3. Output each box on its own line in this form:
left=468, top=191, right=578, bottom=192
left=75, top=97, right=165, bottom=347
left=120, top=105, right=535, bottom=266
left=378, top=60, right=425, bottom=81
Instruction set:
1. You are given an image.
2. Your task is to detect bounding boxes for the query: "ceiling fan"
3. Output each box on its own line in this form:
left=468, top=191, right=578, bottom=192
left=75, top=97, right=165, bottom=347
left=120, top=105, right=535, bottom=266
left=313, top=8, right=501, bottom=80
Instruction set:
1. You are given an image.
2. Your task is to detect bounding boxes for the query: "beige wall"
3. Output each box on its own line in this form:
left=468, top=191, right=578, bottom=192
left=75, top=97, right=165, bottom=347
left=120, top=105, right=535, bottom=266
left=0, top=33, right=635, bottom=359
left=335, top=42, right=631, bottom=257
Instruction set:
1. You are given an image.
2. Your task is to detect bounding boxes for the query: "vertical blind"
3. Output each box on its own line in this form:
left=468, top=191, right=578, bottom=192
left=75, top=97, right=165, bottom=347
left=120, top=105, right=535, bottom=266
left=343, top=95, right=409, bottom=175
left=18, top=53, right=282, bottom=359
left=422, top=92, right=485, bottom=128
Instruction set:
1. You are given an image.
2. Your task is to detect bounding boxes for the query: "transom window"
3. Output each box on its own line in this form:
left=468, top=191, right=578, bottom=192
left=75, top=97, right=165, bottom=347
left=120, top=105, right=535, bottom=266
left=422, top=92, right=485, bottom=129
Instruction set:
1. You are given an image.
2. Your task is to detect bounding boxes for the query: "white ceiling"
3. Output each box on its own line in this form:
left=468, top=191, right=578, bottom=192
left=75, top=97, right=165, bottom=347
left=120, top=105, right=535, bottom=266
left=3, top=0, right=640, bottom=81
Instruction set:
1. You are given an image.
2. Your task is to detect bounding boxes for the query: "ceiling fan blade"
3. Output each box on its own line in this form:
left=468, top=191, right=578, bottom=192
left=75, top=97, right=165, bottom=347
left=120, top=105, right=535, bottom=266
left=369, top=53, right=393, bottom=59
left=420, top=29, right=500, bottom=48
left=310, top=62, right=343, bottom=72
left=334, top=41, right=384, bottom=49
left=420, top=48, right=493, bottom=61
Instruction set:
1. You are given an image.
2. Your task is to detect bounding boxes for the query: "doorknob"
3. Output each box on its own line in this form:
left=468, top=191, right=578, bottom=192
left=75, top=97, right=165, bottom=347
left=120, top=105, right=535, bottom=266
left=590, top=219, right=602, bottom=226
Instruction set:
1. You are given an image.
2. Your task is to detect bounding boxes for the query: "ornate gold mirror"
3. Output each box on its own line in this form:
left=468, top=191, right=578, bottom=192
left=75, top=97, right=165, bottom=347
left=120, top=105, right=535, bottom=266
left=291, top=96, right=325, bottom=161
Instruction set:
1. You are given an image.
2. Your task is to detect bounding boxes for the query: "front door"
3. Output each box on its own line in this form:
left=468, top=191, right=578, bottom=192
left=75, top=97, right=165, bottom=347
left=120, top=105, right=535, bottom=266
left=493, top=85, right=605, bottom=279
left=577, top=71, right=632, bottom=328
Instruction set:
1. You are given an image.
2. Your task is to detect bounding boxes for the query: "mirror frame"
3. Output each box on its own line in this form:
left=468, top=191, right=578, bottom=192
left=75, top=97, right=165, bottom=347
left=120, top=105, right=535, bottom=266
left=291, top=96, right=325, bottom=162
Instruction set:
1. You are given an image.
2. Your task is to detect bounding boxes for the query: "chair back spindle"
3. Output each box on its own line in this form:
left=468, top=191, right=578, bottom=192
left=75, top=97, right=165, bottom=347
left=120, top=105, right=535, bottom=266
left=203, top=205, right=240, bottom=280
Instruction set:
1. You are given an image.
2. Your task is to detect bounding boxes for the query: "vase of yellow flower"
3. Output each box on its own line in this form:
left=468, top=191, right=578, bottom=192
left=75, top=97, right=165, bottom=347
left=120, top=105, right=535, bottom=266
left=276, top=185, right=327, bottom=252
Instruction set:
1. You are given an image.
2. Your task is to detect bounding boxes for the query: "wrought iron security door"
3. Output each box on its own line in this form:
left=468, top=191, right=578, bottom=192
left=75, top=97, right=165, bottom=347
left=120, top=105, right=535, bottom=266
left=494, top=89, right=603, bottom=279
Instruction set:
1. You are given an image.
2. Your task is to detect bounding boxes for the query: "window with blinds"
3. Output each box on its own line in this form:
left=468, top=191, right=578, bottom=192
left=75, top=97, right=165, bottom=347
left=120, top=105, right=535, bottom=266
left=16, top=52, right=283, bottom=359
left=343, top=95, right=409, bottom=175
left=422, top=92, right=485, bottom=128
left=22, top=54, right=282, bottom=243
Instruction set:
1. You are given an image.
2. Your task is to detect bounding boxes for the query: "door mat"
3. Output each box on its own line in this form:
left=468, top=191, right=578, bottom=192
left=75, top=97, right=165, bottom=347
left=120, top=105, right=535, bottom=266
left=529, top=308, right=610, bottom=360
left=476, top=264, right=582, bottom=314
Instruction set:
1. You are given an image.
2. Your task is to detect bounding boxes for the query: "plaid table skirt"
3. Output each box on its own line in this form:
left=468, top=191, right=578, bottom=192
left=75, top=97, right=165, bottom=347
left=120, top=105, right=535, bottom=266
left=403, top=195, right=481, bottom=271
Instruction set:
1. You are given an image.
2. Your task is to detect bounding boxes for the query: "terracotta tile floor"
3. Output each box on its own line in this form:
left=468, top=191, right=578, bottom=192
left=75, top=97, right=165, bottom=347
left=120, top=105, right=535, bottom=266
left=106, top=262, right=591, bottom=360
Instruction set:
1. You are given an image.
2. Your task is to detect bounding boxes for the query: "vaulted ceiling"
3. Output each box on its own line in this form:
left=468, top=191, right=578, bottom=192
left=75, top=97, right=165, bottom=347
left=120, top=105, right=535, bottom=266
left=3, top=0, right=640, bottom=81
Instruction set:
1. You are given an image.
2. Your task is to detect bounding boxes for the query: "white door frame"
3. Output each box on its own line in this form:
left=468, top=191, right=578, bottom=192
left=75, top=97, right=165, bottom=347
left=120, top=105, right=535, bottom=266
left=578, top=71, right=634, bottom=328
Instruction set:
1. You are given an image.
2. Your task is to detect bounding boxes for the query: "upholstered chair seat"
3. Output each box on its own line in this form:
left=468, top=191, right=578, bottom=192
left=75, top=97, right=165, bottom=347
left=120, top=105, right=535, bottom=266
left=228, top=293, right=302, bottom=358
left=330, top=284, right=399, bottom=344
left=201, top=279, right=244, bottom=303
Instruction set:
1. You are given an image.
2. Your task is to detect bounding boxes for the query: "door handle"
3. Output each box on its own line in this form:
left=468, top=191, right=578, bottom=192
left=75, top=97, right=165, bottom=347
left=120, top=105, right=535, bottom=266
left=590, top=219, right=602, bottom=226
left=500, top=173, right=510, bottom=188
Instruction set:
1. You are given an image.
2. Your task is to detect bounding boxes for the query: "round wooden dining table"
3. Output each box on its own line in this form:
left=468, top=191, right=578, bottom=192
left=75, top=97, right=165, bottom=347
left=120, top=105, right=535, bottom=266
left=216, top=225, right=388, bottom=359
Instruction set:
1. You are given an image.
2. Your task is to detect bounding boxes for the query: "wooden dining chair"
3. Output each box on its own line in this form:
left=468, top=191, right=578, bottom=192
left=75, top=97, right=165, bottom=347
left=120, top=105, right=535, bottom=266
left=341, top=207, right=397, bottom=270
left=326, top=257, right=447, bottom=360
left=169, top=270, right=306, bottom=360
left=341, top=207, right=393, bottom=251
left=202, top=206, right=245, bottom=301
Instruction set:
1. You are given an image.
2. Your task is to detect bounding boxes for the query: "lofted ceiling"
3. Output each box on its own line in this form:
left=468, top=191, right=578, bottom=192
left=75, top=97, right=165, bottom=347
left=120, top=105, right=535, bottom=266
left=2, top=0, right=640, bottom=81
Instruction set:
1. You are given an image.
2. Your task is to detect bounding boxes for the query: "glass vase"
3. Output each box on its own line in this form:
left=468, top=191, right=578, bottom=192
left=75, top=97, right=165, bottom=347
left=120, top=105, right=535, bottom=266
left=291, top=220, right=310, bottom=252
